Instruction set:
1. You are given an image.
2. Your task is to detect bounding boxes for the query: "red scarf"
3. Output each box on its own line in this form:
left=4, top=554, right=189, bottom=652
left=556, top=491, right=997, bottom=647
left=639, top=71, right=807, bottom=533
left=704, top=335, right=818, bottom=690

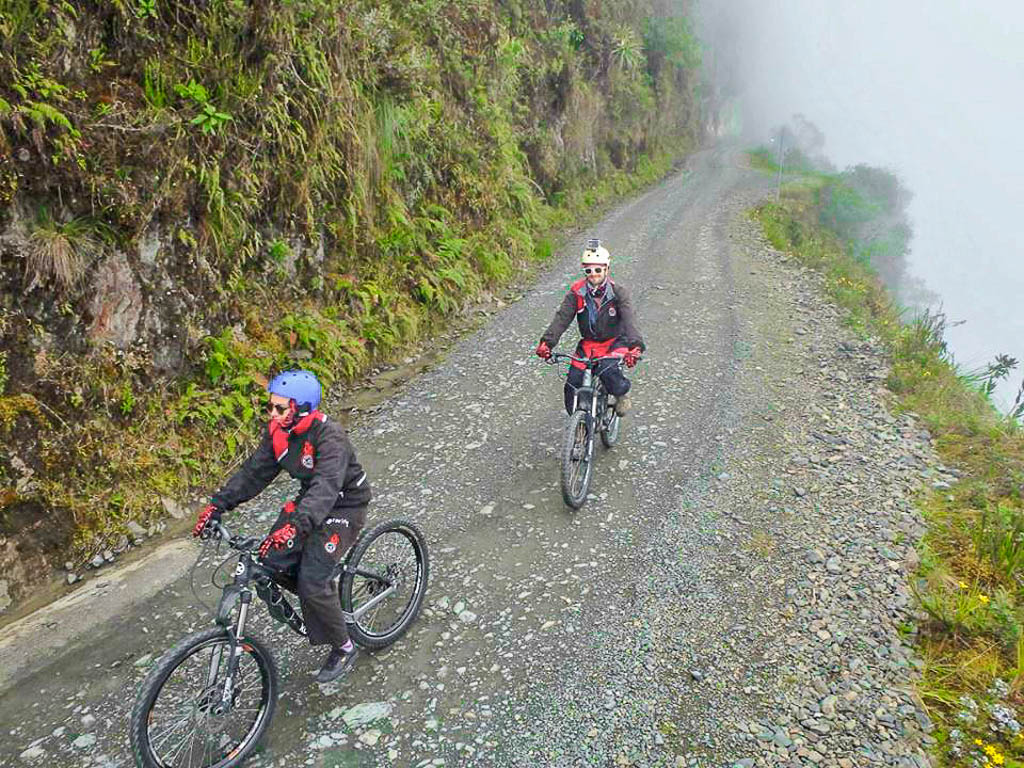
left=268, top=410, right=324, bottom=462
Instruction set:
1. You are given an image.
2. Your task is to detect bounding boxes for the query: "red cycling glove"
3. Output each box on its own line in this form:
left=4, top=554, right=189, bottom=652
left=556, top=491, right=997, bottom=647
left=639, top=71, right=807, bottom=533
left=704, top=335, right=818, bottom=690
left=623, top=347, right=642, bottom=368
left=258, top=523, right=297, bottom=559
left=535, top=341, right=552, bottom=360
left=192, top=503, right=222, bottom=538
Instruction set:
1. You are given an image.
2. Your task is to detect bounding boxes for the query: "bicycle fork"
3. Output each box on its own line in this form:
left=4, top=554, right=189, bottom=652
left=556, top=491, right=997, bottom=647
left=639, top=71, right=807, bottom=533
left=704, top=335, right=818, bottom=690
left=204, top=591, right=252, bottom=715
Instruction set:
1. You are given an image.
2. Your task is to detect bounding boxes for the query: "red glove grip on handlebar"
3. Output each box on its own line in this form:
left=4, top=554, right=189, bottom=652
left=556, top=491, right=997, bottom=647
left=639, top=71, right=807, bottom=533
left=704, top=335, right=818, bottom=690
left=624, top=348, right=641, bottom=368
left=258, top=523, right=297, bottom=559
left=192, top=504, right=221, bottom=538
left=535, top=341, right=552, bottom=360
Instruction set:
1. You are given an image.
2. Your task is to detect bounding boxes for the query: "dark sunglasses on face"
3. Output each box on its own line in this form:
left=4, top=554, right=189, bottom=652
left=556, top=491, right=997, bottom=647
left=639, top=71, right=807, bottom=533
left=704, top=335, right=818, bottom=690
left=583, top=266, right=605, bottom=275
left=268, top=402, right=291, bottom=416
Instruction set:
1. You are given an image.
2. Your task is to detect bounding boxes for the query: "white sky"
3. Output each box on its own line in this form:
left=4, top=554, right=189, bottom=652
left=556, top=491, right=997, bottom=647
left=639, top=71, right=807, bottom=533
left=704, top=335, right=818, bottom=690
left=698, top=0, right=1024, bottom=408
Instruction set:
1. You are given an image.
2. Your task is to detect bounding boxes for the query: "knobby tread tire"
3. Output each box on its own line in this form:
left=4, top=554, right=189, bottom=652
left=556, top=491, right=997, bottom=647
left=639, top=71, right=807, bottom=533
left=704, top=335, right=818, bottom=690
left=129, top=627, right=277, bottom=768
left=340, top=518, right=429, bottom=650
left=561, top=410, right=593, bottom=509
left=600, top=407, right=621, bottom=448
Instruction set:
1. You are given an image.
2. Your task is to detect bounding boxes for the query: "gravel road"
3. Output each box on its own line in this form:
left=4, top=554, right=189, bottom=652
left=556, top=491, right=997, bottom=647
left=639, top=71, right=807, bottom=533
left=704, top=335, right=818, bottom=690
left=1, top=145, right=942, bottom=768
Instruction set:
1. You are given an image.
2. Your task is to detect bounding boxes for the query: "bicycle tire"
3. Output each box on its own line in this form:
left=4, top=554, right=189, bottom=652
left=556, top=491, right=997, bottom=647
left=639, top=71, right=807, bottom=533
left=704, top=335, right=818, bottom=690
left=340, top=518, right=429, bottom=650
left=561, top=410, right=593, bottom=509
left=600, top=406, right=621, bottom=448
left=130, top=627, right=277, bottom=768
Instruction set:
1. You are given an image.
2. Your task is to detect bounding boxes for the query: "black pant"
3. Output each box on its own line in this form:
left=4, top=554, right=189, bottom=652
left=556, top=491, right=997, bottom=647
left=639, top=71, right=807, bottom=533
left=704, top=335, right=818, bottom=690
left=564, top=364, right=631, bottom=415
left=263, top=504, right=367, bottom=647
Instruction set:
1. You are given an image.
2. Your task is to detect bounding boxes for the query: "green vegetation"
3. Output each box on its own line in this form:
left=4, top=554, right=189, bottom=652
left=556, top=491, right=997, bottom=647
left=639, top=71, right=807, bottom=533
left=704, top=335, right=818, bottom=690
left=0, top=2, right=704, bottom=571
left=752, top=157, right=1024, bottom=767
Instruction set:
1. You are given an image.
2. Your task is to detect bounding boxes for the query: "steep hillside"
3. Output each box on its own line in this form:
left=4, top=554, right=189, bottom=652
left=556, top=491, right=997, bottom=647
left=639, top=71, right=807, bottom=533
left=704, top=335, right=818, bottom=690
left=0, top=0, right=705, bottom=608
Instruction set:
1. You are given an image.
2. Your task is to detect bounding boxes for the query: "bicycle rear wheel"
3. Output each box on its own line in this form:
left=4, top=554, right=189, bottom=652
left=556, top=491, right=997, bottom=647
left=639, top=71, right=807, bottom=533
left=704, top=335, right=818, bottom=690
left=130, top=627, right=277, bottom=768
left=561, top=410, right=594, bottom=508
left=340, top=519, right=429, bottom=650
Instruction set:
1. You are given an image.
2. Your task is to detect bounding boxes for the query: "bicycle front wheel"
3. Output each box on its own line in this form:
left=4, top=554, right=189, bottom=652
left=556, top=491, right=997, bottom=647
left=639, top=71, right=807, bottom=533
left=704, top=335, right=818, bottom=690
left=340, top=519, right=429, bottom=650
left=130, top=627, right=277, bottom=768
left=561, top=409, right=594, bottom=509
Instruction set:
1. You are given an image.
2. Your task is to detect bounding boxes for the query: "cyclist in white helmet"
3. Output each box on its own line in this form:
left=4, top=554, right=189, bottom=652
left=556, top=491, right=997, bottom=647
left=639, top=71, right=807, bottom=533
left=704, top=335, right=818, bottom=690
left=536, top=239, right=645, bottom=415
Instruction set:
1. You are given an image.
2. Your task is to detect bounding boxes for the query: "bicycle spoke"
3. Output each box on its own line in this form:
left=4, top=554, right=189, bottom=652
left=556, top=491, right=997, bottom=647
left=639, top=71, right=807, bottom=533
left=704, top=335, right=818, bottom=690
left=165, top=737, right=192, bottom=767
left=349, top=528, right=422, bottom=637
left=162, top=725, right=197, bottom=767
left=150, top=712, right=194, bottom=752
left=144, top=638, right=269, bottom=768
left=183, top=719, right=200, bottom=768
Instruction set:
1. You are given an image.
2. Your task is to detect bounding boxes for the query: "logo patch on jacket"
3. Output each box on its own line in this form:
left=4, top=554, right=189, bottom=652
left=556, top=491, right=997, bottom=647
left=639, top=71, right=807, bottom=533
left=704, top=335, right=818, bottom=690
left=301, top=441, right=315, bottom=469
left=325, top=533, right=340, bottom=554
left=608, top=307, right=617, bottom=317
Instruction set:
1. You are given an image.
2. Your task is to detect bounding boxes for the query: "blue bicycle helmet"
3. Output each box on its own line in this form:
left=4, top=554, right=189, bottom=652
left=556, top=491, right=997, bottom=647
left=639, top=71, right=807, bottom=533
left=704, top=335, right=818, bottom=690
left=267, top=370, right=321, bottom=413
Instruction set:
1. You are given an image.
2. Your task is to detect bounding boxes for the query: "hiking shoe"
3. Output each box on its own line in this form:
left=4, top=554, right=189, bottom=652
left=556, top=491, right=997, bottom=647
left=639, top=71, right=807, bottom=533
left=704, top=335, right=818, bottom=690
left=316, top=644, right=358, bottom=683
left=614, top=393, right=632, bottom=416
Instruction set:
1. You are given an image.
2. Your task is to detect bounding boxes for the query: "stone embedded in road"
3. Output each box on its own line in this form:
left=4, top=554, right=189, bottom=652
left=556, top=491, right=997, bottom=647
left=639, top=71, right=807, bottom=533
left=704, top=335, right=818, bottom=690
left=458, top=610, right=478, bottom=623
left=341, top=701, right=393, bottom=728
left=314, top=734, right=335, bottom=749
left=821, top=695, right=838, bottom=717
left=19, top=746, right=45, bottom=761
left=72, top=734, right=96, bottom=749
left=359, top=729, right=382, bottom=746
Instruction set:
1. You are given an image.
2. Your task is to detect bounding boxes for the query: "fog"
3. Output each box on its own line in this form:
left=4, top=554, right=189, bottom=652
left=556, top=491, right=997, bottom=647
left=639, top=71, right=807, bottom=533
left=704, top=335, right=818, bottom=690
left=697, top=1, right=1024, bottom=408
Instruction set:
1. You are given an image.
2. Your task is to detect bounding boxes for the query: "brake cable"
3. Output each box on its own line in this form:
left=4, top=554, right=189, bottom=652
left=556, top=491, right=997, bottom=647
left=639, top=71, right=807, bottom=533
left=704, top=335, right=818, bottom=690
left=188, top=536, right=236, bottom=620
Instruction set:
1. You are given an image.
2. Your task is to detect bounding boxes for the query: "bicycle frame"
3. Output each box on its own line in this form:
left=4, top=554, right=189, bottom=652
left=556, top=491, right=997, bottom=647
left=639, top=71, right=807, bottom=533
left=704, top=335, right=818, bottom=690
left=202, top=522, right=400, bottom=709
left=551, top=353, right=624, bottom=424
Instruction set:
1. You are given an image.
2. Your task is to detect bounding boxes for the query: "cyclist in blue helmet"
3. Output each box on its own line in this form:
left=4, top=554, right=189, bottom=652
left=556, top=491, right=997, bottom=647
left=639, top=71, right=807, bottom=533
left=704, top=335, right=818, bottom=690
left=192, top=370, right=372, bottom=682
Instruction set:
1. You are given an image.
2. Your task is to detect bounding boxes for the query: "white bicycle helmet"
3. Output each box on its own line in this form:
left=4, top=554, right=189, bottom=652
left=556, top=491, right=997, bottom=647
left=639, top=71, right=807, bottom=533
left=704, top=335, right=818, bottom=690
left=581, top=238, right=610, bottom=266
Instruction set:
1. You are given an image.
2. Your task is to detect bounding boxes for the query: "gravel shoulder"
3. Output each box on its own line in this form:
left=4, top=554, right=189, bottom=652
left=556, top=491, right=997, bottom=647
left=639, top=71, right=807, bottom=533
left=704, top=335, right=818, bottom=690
left=0, top=146, right=940, bottom=768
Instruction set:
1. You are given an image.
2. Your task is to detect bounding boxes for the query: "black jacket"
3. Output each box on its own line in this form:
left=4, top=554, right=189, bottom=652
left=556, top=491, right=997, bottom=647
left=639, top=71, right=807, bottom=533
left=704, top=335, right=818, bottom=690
left=540, top=278, right=645, bottom=351
left=211, top=417, right=371, bottom=526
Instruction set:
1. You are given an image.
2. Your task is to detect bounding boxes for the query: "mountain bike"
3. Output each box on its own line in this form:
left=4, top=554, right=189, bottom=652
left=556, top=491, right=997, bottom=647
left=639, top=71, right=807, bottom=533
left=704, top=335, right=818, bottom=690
left=547, top=352, right=637, bottom=509
left=129, top=518, right=429, bottom=768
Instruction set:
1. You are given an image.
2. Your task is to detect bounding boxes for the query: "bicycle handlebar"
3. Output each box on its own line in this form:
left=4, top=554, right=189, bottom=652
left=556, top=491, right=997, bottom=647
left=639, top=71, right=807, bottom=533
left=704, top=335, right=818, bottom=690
left=545, top=351, right=643, bottom=366
left=201, top=520, right=263, bottom=553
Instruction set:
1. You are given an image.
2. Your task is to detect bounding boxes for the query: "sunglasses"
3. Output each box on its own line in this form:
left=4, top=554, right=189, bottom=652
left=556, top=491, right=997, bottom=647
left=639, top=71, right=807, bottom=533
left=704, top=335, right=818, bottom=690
left=268, top=402, right=291, bottom=416
left=583, top=266, right=606, bottom=275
